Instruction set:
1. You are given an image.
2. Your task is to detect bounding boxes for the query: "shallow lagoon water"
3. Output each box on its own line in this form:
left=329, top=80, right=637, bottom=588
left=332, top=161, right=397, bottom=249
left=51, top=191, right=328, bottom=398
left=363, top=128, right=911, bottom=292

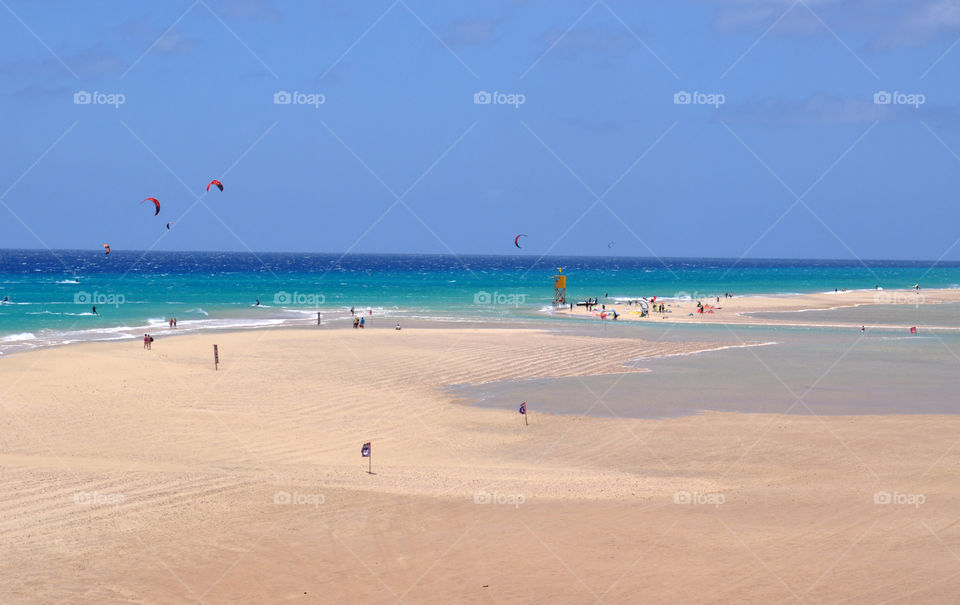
left=748, top=301, right=960, bottom=328
left=453, top=320, right=960, bottom=418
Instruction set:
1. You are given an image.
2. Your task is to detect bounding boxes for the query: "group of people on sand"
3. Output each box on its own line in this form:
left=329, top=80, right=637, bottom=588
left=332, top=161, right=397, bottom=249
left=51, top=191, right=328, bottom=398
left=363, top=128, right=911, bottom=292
left=351, top=306, right=376, bottom=329
left=143, top=333, right=154, bottom=350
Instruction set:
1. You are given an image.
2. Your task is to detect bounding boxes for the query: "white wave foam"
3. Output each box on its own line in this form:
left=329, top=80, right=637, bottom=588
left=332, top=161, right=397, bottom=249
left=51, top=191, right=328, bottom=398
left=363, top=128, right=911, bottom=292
left=652, top=341, right=780, bottom=359
left=2, top=332, right=36, bottom=342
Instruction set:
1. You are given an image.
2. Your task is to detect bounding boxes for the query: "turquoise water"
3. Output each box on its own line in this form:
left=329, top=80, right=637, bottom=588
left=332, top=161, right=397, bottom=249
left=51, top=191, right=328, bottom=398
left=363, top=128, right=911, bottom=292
left=2, top=249, right=960, bottom=355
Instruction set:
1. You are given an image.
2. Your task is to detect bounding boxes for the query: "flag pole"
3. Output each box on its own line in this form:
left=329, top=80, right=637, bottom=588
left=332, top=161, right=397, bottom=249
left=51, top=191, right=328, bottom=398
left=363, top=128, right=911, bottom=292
left=525, top=403, right=528, bottom=425
left=369, top=441, right=372, bottom=474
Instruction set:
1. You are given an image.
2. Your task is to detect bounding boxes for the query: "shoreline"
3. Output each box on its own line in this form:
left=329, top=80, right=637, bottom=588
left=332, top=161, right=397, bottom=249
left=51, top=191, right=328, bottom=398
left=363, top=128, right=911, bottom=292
left=553, top=286, right=960, bottom=330
left=4, top=286, right=960, bottom=358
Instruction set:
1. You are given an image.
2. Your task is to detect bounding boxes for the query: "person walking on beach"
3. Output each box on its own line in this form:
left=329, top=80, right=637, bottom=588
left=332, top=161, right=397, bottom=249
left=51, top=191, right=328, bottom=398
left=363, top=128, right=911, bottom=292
left=861, top=325, right=865, bottom=333
left=144, top=334, right=150, bottom=350
left=353, top=316, right=359, bottom=329
left=169, top=318, right=174, bottom=329
left=92, top=305, right=98, bottom=315
left=173, top=318, right=177, bottom=328
left=360, top=316, right=365, bottom=329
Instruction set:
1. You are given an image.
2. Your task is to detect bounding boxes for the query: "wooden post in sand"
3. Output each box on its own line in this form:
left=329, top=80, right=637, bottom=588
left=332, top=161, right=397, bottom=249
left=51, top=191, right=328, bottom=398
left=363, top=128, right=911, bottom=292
left=213, top=344, right=219, bottom=370
left=362, top=441, right=372, bottom=474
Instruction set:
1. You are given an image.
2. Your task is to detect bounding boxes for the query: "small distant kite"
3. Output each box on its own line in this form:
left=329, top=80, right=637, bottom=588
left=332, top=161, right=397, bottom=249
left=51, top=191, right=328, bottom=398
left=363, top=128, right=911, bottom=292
left=166, top=222, right=175, bottom=230
left=514, top=233, right=527, bottom=249
left=102, top=244, right=111, bottom=255
left=141, top=197, right=160, bottom=216
left=608, top=241, right=615, bottom=249
left=206, top=179, right=223, bottom=192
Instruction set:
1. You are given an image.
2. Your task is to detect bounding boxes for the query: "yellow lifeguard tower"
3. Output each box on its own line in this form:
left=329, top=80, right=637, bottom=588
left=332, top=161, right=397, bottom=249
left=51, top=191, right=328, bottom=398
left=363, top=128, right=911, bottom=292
left=553, top=268, right=566, bottom=307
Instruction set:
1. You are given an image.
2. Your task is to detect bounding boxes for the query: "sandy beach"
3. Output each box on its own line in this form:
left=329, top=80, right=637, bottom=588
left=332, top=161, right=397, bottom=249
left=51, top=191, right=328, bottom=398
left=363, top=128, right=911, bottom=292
left=557, top=287, right=960, bottom=330
left=3, top=325, right=960, bottom=603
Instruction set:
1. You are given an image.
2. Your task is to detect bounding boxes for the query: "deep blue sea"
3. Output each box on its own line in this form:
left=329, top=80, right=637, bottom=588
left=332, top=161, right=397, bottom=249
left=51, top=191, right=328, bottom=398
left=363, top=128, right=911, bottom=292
left=2, top=249, right=959, bottom=355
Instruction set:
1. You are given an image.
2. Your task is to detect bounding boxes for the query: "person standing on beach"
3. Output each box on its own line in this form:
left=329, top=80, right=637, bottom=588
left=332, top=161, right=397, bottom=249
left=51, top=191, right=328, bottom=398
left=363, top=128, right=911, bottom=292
left=144, top=334, right=150, bottom=350
left=173, top=318, right=177, bottom=328
left=169, top=318, right=174, bottom=329
left=360, top=316, right=365, bottom=329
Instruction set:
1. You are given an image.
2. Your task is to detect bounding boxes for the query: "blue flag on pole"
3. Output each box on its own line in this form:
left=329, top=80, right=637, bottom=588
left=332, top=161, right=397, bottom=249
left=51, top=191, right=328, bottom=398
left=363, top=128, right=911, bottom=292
left=519, top=402, right=526, bottom=415
left=361, top=442, right=371, bottom=457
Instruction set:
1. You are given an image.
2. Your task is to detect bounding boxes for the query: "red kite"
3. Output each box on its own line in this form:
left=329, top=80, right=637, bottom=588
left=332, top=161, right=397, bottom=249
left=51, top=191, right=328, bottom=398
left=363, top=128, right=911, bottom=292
left=141, top=197, right=160, bottom=216
left=206, top=179, right=223, bottom=192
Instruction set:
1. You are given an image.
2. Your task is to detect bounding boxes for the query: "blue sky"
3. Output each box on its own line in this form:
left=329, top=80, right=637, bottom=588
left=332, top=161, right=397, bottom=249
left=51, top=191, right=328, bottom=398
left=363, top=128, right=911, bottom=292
left=1, top=0, right=959, bottom=260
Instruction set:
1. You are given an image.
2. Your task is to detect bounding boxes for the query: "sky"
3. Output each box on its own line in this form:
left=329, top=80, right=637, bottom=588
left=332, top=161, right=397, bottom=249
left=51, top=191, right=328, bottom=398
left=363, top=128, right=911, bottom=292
left=1, top=0, right=959, bottom=260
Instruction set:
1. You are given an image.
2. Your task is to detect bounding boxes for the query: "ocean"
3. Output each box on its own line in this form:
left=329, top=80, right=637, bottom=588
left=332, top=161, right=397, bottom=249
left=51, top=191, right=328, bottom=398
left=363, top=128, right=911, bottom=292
left=2, top=249, right=960, bottom=355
